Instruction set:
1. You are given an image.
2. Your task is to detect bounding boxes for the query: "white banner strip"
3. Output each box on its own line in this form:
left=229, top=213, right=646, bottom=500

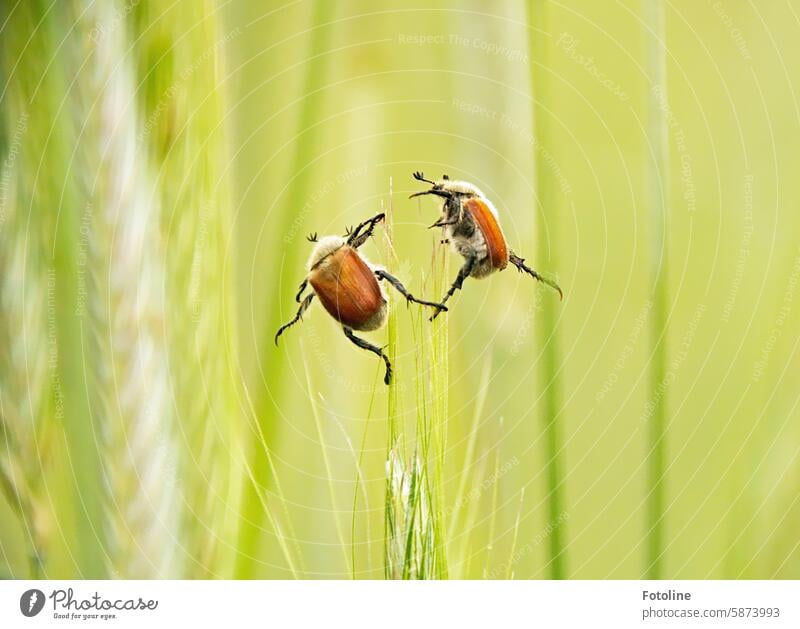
left=1, top=580, right=797, bottom=628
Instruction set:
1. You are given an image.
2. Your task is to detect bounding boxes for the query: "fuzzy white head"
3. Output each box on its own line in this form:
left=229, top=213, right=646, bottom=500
left=437, top=179, right=485, bottom=198
left=410, top=171, right=498, bottom=219
left=307, top=235, right=345, bottom=270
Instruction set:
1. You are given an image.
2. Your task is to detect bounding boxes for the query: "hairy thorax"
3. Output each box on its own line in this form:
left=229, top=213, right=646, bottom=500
left=443, top=198, right=495, bottom=278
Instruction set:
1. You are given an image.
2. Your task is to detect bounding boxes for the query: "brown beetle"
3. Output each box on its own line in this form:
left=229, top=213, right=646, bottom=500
left=410, top=172, right=563, bottom=318
left=275, top=212, right=447, bottom=384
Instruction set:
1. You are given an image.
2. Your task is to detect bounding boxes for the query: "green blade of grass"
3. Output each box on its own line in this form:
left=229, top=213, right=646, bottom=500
left=483, top=436, right=502, bottom=578
left=506, top=488, right=526, bottom=579
left=349, top=379, right=379, bottom=579
left=301, top=343, right=350, bottom=575
left=430, top=236, right=450, bottom=579
left=447, top=358, right=492, bottom=541
left=240, top=380, right=303, bottom=577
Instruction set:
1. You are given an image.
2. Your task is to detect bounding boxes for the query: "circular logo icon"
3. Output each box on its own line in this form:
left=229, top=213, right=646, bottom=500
left=20, top=589, right=45, bottom=617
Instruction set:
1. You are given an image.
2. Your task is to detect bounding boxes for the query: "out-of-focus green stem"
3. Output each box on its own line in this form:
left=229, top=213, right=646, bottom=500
left=235, top=0, right=333, bottom=579
left=643, top=0, right=669, bottom=580
left=528, top=0, right=567, bottom=580
left=27, top=0, right=107, bottom=577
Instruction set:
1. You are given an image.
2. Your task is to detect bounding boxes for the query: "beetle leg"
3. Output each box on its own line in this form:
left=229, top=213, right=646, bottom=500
left=346, top=212, right=386, bottom=248
left=342, top=326, right=393, bottom=385
left=428, top=217, right=459, bottom=229
left=374, top=269, right=448, bottom=315
left=275, top=293, right=315, bottom=345
left=294, top=278, right=309, bottom=303
left=509, top=250, right=563, bottom=300
left=431, top=255, right=476, bottom=320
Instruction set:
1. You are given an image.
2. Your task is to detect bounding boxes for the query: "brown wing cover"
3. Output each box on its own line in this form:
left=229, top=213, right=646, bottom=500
left=464, top=197, right=509, bottom=270
left=309, top=246, right=383, bottom=328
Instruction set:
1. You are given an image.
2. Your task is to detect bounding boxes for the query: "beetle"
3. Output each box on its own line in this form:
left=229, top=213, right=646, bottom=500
left=409, top=171, right=563, bottom=318
left=274, top=212, right=448, bottom=384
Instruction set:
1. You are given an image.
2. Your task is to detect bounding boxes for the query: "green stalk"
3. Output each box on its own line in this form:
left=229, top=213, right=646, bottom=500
left=643, top=0, right=669, bottom=579
left=528, top=0, right=567, bottom=580
left=430, top=233, right=450, bottom=579
left=384, top=185, right=401, bottom=579
left=386, top=188, right=400, bottom=467
left=236, top=0, right=333, bottom=579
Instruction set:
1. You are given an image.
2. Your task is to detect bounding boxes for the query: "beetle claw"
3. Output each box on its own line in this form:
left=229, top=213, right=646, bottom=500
left=429, top=304, right=448, bottom=321
left=306, top=232, right=318, bottom=242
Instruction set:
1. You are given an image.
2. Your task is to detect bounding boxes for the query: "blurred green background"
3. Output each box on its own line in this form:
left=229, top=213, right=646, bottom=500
left=1, top=0, right=799, bottom=579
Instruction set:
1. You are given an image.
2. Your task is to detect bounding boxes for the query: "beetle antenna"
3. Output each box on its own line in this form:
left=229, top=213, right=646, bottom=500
left=509, top=251, right=563, bottom=300
left=412, top=171, right=436, bottom=186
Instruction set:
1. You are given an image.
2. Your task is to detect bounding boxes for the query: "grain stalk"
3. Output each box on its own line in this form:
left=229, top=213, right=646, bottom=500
left=384, top=203, right=449, bottom=579
left=76, top=0, right=185, bottom=579
left=73, top=0, right=243, bottom=578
